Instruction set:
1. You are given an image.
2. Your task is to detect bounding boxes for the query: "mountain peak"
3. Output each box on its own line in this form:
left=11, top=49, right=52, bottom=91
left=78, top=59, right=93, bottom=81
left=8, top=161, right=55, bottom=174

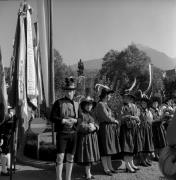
left=136, top=44, right=175, bottom=70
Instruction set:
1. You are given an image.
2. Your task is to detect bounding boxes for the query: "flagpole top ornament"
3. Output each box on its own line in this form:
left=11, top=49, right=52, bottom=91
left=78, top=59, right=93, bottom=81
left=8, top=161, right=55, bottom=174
left=19, top=1, right=32, bottom=15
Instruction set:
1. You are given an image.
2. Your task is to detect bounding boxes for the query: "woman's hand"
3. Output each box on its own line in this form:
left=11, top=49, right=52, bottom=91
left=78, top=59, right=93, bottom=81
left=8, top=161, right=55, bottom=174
left=88, top=123, right=96, bottom=132
left=114, top=120, right=119, bottom=125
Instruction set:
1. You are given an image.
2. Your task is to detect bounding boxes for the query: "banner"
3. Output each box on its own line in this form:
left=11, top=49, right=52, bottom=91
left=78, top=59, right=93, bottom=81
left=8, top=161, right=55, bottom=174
left=18, top=11, right=28, bottom=130
left=26, top=5, right=38, bottom=108
left=34, top=22, right=44, bottom=105
left=0, top=48, right=8, bottom=124
left=17, top=15, right=26, bottom=105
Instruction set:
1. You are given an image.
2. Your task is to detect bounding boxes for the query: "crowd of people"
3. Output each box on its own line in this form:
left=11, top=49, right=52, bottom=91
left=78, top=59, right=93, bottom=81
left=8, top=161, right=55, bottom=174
left=0, top=76, right=175, bottom=179
left=50, top=76, right=176, bottom=180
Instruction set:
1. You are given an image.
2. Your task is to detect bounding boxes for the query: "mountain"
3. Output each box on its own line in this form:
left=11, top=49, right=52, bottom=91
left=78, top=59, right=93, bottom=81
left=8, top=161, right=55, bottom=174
left=136, top=44, right=176, bottom=70
left=70, top=44, right=176, bottom=71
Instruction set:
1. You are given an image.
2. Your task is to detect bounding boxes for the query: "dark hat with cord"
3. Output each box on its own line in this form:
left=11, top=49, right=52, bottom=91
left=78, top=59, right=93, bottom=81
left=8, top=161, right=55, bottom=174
left=150, top=95, right=162, bottom=105
left=140, top=96, right=150, bottom=105
left=100, top=88, right=114, bottom=96
left=62, top=76, right=76, bottom=90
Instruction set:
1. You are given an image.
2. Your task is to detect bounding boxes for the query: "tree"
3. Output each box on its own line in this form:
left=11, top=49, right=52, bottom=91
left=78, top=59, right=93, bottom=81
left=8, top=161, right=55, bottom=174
left=54, top=49, right=76, bottom=98
left=99, top=44, right=164, bottom=95
left=77, top=59, right=84, bottom=76
left=100, top=49, right=119, bottom=79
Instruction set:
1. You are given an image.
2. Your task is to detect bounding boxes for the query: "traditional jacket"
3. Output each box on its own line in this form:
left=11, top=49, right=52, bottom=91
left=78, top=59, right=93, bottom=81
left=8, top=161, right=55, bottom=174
left=50, top=96, right=78, bottom=133
left=94, top=101, right=116, bottom=124
left=78, top=111, right=99, bottom=134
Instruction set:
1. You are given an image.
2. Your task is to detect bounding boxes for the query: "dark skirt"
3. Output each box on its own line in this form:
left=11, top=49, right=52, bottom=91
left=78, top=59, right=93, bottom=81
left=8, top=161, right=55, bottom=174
left=133, top=124, right=143, bottom=154
left=120, top=120, right=136, bottom=154
left=140, top=121, right=154, bottom=153
left=98, top=123, right=121, bottom=156
left=75, top=131, right=100, bottom=165
left=152, top=121, right=167, bottom=149
left=162, top=116, right=172, bottom=131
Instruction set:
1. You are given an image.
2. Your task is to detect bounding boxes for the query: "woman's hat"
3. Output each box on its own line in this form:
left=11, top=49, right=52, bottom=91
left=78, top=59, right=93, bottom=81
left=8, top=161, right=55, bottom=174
left=95, top=83, right=114, bottom=97
left=62, top=77, right=76, bottom=90
left=80, top=96, right=94, bottom=110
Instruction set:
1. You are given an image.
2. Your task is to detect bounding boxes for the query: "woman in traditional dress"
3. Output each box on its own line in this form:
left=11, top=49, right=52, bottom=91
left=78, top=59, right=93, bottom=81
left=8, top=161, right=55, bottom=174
left=139, top=97, right=154, bottom=166
left=150, top=96, right=167, bottom=161
left=160, top=98, right=174, bottom=130
left=75, top=97, right=100, bottom=180
left=94, top=87, right=120, bottom=176
left=120, top=94, right=140, bottom=173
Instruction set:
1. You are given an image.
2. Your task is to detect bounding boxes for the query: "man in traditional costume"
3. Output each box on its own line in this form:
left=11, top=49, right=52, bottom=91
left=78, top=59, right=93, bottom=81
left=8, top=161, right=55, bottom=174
left=50, top=77, right=78, bottom=180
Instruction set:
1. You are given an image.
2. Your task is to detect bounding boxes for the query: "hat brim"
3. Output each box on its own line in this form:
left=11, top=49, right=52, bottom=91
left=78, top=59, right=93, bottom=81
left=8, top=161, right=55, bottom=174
left=80, top=100, right=93, bottom=110
left=141, top=98, right=149, bottom=104
left=82, top=100, right=93, bottom=104
left=124, top=94, right=136, bottom=99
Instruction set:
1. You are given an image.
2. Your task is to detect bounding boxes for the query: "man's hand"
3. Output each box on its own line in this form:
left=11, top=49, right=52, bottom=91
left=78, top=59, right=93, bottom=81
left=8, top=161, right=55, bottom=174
left=62, top=118, right=77, bottom=127
left=9, top=109, right=16, bottom=118
left=0, top=139, right=3, bottom=146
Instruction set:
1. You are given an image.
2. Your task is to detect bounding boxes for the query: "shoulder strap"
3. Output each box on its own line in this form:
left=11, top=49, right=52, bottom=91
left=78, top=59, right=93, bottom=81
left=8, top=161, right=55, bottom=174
left=73, top=101, right=79, bottom=118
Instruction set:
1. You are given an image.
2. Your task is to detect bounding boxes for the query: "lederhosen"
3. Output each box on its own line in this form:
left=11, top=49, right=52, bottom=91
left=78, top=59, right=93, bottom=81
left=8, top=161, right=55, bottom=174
left=50, top=97, right=78, bottom=155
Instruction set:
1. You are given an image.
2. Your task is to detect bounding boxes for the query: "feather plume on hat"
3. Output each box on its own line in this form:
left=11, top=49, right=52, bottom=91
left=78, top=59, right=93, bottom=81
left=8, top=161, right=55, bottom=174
left=125, top=78, right=136, bottom=94
left=95, top=83, right=113, bottom=96
left=137, top=64, right=152, bottom=99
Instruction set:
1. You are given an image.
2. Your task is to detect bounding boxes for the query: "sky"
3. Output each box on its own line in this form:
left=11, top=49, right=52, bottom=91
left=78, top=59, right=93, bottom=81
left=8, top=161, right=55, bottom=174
left=0, top=0, right=176, bottom=66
